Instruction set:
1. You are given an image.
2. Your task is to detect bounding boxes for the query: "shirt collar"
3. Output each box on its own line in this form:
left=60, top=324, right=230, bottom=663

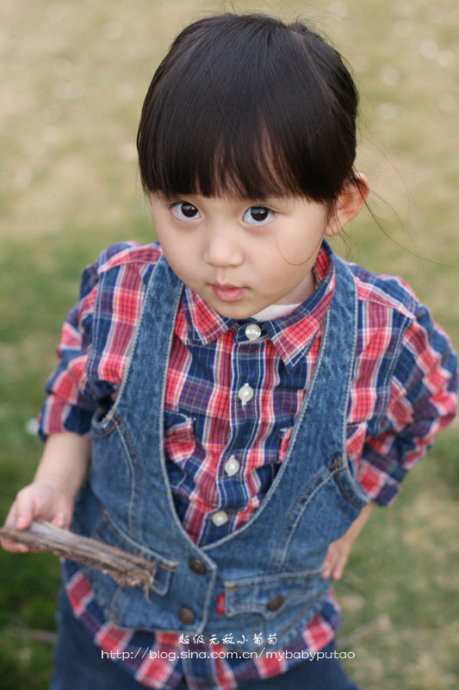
left=175, top=242, right=336, bottom=368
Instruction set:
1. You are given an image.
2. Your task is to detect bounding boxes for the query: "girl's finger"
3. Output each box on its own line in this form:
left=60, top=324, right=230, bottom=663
left=4, top=502, right=18, bottom=529
left=331, top=553, right=348, bottom=580
left=13, top=490, right=35, bottom=530
left=321, top=548, right=337, bottom=579
left=2, top=504, right=30, bottom=552
left=51, top=512, right=68, bottom=529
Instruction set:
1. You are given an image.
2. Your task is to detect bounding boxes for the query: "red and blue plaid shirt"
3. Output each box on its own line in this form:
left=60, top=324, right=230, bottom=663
left=40, top=241, right=457, bottom=689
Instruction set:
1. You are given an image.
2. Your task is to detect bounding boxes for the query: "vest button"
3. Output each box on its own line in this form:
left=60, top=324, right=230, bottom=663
left=189, top=557, right=207, bottom=575
left=178, top=606, right=195, bottom=625
left=266, top=595, right=284, bottom=611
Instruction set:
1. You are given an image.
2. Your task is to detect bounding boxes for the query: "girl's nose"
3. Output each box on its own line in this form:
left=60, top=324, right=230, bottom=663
left=203, top=227, right=243, bottom=268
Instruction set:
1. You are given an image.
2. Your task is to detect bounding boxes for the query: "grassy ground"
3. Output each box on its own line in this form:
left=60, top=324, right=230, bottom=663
left=0, top=0, right=458, bottom=688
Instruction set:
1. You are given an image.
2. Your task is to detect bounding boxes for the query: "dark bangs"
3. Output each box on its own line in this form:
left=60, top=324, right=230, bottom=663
left=137, top=14, right=358, bottom=202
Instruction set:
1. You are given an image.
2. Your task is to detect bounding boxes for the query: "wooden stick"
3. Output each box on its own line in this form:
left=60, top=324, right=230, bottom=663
left=0, top=521, right=156, bottom=591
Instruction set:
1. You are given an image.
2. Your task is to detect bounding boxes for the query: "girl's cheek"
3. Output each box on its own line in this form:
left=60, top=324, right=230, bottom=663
left=274, top=230, right=324, bottom=266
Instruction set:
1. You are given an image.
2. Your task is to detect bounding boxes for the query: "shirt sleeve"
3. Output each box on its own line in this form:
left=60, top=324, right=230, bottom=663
left=38, top=243, right=135, bottom=439
left=357, top=301, right=457, bottom=506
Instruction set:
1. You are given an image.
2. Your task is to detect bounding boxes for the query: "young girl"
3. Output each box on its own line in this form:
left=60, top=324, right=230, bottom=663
left=2, top=13, right=457, bottom=690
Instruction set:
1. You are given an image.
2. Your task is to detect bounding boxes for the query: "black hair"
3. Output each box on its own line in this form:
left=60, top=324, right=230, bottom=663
left=137, top=13, right=359, bottom=204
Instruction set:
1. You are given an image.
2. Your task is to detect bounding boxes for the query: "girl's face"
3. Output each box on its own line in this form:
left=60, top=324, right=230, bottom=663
left=149, top=192, right=349, bottom=319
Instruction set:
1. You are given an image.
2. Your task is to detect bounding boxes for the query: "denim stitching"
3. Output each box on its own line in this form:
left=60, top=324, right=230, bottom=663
left=271, top=461, right=336, bottom=571
left=224, top=570, right=321, bottom=590
left=276, top=465, right=339, bottom=570
left=114, top=417, right=142, bottom=537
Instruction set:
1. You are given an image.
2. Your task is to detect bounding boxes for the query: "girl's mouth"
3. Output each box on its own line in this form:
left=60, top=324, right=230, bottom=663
left=211, top=283, right=246, bottom=302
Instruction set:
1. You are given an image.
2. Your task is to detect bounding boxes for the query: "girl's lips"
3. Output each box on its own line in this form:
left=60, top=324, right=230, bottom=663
left=211, top=283, right=246, bottom=302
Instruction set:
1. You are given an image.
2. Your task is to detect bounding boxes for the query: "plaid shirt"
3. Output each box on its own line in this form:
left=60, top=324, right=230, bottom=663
left=40, top=241, right=457, bottom=689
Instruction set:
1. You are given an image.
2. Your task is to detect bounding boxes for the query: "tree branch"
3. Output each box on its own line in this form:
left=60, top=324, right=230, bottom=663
left=0, top=521, right=156, bottom=592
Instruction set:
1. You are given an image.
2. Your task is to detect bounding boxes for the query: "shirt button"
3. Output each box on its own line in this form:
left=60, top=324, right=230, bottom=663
left=211, top=510, right=229, bottom=526
left=178, top=606, right=196, bottom=625
left=238, top=383, right=254, bottom=404
left=245, top=323, right=262, bottom=341
left=224, top=455, right=240, bottom=476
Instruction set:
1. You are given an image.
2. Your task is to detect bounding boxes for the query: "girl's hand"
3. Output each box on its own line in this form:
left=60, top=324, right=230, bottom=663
left=322, top=501, right=375, bottom=580
left=1, top=480, right=74, bottom=553
left=321, top=531, right=355, bottom=580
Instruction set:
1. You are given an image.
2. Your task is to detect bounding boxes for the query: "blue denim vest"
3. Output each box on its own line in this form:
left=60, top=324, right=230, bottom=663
left=72, top=250, right=370, bottom=651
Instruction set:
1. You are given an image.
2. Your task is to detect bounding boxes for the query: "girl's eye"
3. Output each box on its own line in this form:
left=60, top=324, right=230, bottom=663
left=243, top=206, right=273, bottom=225
left=171, top=202, right=201, bottom=220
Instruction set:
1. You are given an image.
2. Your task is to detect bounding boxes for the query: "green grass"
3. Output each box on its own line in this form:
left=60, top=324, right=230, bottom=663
left=1, top=0, right=458, bottom=688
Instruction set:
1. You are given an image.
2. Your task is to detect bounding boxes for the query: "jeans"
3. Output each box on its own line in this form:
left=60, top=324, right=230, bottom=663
left=50, top=589, right=361, bottom=689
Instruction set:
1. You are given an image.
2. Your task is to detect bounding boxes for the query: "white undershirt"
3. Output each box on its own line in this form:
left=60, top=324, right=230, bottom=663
left=251, top=303, right=301, bottom=322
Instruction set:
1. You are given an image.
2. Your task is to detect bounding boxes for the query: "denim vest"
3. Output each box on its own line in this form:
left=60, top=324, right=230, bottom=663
left=72, top=250, right=370, bottom=652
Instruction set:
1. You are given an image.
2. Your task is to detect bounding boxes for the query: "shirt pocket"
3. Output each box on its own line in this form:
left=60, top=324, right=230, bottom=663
left=164, top=409, right=196, bottom=463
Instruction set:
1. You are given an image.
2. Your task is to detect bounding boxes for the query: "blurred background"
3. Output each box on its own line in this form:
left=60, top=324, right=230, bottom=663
left=0, top=1, right=458, bottom=688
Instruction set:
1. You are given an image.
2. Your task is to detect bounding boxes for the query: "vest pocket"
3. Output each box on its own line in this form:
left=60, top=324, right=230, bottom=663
left=223, top=568, right=326, bottom=621
left=334, top=455, right=371, bottom=509
left=93, top=509, right=177, bottom=596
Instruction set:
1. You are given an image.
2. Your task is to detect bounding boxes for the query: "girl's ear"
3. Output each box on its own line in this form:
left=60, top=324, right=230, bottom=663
left=325, top=173, right=369, bottom=236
